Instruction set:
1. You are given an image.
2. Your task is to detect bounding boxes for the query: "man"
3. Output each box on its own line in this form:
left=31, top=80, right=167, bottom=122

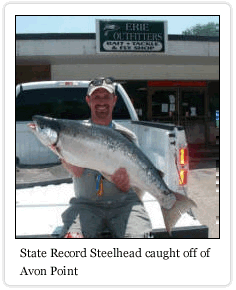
left=60, top=77, right=152, bottom=238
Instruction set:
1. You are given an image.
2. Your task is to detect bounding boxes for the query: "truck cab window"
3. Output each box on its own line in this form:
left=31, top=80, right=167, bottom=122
left=16, top=87, right=130, bottom=121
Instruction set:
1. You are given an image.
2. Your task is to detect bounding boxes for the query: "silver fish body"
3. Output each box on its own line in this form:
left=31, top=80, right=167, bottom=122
left=29, top=115, right=196, bottom=233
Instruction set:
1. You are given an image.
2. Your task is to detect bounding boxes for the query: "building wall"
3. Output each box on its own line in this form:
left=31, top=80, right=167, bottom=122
left=16, top=35, right=219, bottom=82
left=16, top=34, right=219, bottom=82
left=51, top=64, right=219, bottom=81
left=16, top=39, right=95, bottom=56
left=16, top=39, right=219, bottom=57
left=167, top=41, right=218, bottom=57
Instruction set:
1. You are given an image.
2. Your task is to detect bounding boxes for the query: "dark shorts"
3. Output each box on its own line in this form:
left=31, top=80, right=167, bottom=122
left=60, top=197, right=152, bottom=238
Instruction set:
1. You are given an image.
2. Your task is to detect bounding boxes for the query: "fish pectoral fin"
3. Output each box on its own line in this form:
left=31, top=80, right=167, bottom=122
left=161, top=192, right=197, bottom=234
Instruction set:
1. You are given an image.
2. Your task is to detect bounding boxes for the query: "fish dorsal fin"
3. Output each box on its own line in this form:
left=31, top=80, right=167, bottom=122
left=113, top=122, right=139, bottom=146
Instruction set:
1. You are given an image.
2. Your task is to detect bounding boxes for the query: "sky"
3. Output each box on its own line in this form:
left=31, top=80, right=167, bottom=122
left=16, top=16, right=219, bottom=35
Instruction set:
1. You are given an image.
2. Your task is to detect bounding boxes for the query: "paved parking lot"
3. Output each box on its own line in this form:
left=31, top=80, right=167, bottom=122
left=188, top=160, right=219, bottom=238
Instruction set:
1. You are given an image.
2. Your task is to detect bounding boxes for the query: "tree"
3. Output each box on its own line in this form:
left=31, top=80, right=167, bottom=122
left=182, top=22, right=219, bottom=37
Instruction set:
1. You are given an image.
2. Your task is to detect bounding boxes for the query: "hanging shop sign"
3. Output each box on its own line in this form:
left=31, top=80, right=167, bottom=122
left=96, top=19, right=167, bottom=53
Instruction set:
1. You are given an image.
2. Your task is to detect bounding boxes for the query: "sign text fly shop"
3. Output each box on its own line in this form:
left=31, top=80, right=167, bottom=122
left=96, top=20, right=167, bottom=53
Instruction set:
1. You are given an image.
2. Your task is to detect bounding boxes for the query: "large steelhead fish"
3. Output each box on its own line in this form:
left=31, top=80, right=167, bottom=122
left=28, top=115, right=196, bottom=233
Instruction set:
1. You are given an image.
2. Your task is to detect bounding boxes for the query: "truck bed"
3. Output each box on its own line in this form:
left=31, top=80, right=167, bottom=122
left=16, top=182, right=205, bottom=238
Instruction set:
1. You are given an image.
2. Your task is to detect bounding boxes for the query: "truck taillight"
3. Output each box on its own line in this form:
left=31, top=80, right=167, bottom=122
left=178, top=147, right=188, bottom=186
left=179, top=169, right=188, bottom=185
left=179, top=147, right=188, bottom=166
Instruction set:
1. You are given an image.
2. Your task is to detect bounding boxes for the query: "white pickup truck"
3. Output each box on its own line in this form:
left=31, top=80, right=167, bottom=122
left=16, top=80, right=208, bottom=238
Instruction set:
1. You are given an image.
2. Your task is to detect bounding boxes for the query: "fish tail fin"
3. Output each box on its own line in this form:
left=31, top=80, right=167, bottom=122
left=161, top=192, right=197, bottom=234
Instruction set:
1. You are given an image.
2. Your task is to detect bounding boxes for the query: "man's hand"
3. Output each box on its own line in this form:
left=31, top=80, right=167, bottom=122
left=61, top=159, right=84, bottom=178
left=111, top=168, right=130, bottom=192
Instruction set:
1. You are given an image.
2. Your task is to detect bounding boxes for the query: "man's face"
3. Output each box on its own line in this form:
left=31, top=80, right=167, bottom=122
left=86, top=88, right=117, bottom=125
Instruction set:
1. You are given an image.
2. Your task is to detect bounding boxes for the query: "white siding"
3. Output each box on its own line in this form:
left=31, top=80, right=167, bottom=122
left=16, top=39, right=219, bottom=57
left=16, top=37, right=219, bottom=81
left=16, top=39, right=95, bottom=56
left=51, top=63, right=219, bottom=81
left=168, top=41, right=219, bottom=57
left=208, top=42, right=219, bottom=56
